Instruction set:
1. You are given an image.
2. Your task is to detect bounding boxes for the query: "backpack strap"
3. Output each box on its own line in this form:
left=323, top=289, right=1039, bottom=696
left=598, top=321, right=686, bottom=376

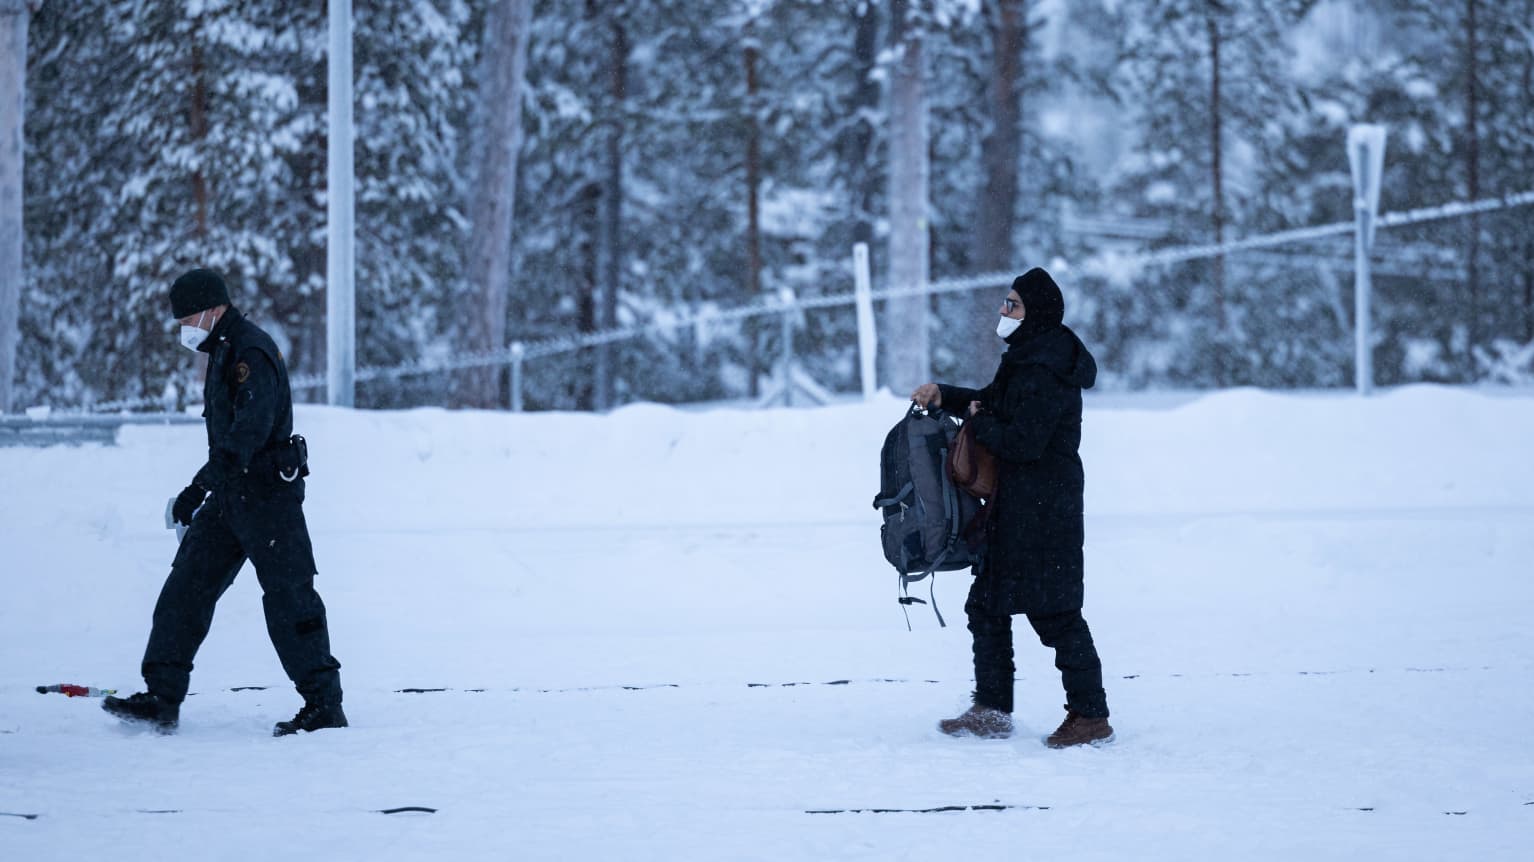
left=872, top=481, right=913, bottom=510
left=896, top=434, right=966, bottom=631
left=898, top=548, right=950, bottom=631
left=939, top=446, right=961, bottom=550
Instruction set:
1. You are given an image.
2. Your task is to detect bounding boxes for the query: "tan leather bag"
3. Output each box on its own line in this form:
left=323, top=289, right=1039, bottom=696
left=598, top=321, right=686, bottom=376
left=947, top=420, right=998, bottom=500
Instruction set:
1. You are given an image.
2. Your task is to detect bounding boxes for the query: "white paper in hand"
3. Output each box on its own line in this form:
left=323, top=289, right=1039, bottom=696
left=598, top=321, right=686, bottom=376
left=165, top=496, right=188, bottom=542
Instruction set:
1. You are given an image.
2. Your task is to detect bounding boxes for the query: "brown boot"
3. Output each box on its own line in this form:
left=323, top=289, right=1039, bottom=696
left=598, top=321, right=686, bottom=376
left=938, top=705, right=1013, bottom=739
left=1045, top=706, right=1113, bottom=748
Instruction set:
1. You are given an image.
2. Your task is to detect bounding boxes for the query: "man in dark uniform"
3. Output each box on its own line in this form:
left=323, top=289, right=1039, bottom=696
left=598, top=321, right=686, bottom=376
left=103, top=268, right=347, bottom=737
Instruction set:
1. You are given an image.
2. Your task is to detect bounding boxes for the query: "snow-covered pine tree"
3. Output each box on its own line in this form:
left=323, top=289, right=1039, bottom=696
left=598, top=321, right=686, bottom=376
left=22, top=1, right=478, bottom=410
left=1110, top=0, right=1314, bottom=386
left=1238, top=1, right=1436, bottom=386
left=1398, top=0, right=1534, bottom=367
left=20, top=1, right=111, bottom=408
left=513, top=0, right=877, bottom=407
left=737, top=0, right=891, bottom=399
left=944, top=0, right=1097, bottom=382
left=351, top=0, right=476, bottom=408
left=1279, top=0, right=1534, bottom=383
left=1477, top=0, right=1534, bottom=349
left=508, top=0, right=604, bottom=409
left=22, top=0, right=329, bottom=409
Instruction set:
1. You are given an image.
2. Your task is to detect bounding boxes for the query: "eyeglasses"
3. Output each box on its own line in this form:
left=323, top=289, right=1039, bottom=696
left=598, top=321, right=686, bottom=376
left=1002, top=298, right=1021, bottom=313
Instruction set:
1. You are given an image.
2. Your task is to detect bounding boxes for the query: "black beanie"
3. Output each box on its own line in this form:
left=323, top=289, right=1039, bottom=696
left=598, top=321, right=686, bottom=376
left=169, top=268, right=231, bottom=318
left=1007, top=267, right=1065, bottom=343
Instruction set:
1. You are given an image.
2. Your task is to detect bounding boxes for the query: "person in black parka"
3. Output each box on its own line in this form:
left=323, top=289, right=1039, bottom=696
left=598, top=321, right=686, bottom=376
left=912, top=268, right=1114, bottom=748
left=102, top=268, right=346, bottom=737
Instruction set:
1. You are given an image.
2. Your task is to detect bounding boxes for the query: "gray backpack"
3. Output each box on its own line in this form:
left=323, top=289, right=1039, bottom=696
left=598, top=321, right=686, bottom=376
left=873, top=404, right=984, bottom=627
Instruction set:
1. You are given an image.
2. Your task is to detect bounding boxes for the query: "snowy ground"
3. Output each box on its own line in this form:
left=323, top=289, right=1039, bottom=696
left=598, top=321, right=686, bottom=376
left=2, top=386, right=1532, bottom=860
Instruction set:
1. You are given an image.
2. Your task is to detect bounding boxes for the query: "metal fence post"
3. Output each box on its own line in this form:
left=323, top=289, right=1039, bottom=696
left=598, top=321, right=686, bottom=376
left=1348, top=124, right=1386, bottom=396
left=509, top=341, right=525, bottom=412
left=779, top=287, right=796, bottom=407
left=325, top=0, right=355, bottom=407
left=853, top=243, right=876, bottom=399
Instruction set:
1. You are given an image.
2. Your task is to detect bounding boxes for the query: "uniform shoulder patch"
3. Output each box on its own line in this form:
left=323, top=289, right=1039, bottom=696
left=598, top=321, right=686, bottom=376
left=234, top=361, right=251, bottom=384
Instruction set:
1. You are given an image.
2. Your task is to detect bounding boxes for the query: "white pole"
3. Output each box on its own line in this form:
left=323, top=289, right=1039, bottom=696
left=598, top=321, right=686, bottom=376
left=1347, top=124, right=1386, bottom=396
left=1353, top=208, right=1373, bottom=395
left=326, top=0, right=355, bottom=407
left=853, top=242, right=877, bottom=399
left=509, top=341, right=525, bottom=413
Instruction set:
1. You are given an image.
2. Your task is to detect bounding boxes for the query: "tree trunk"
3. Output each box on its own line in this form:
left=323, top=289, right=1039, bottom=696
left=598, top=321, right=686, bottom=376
left=745, top=20, right=761, bottom=300
left=745, top=16, right=763, bottom=395
left=882, top=0, right=931, bottom=393
left=576, top=180, right=599, bottom=409
left=1525, top=12, right=1533, bottom=342
left=0, top=1, right=28, bottom=414
left=594, top=7, right=625, bottom=410
left=1515, top=16, right=1527, bottom=342
left=848, top=1, right=879, bottom=252
left=967, top=0, right=1025, bottom=377
left=461, top=0, right=533, bottom=409
left=1464, top=0, right=1481, bottom=349
left=1206, top=9, right=1225, bottom=336
left=189, top=16, right=212, bottom=386
left=1525, top=248, right=1533, bottom=343
left=191, top=38, right=208, bottom=238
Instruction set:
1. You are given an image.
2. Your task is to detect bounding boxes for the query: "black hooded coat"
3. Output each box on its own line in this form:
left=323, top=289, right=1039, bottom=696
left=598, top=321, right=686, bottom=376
left=938, top=269, right=1097, bottom=616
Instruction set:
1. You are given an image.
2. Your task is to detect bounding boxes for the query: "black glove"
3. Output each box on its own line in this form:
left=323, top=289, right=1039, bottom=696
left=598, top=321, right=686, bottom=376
left=172, top=483, right=207, bottom=526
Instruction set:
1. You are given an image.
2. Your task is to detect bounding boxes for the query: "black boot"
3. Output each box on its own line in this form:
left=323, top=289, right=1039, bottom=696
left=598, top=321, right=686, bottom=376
left=102, top=692, right=179, bottom=732
left=273, top=699, right=348, bottom=737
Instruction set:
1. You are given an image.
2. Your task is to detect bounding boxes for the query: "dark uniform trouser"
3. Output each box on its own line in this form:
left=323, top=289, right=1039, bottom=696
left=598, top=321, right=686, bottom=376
left=142, top=492, right=342, bottom=705
left=966, top=594, right=1108, bottom=719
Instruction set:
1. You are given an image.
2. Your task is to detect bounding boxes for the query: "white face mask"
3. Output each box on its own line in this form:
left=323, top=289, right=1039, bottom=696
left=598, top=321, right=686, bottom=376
left=996, top=316, right=1021, bottom=339
left=179, top=310, right=211, bottom=352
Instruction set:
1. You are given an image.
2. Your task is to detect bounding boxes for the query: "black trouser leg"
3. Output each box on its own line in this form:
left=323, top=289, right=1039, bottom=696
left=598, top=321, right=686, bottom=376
left=254, top=570, right=342, bottom=703
left=235, top=498, right=343, bottom=704
left=965, top=592, right=1015, bottom=713
left=1026, top=610, right=1108, bottom=719
left=141, top=501, right=246, bottom=703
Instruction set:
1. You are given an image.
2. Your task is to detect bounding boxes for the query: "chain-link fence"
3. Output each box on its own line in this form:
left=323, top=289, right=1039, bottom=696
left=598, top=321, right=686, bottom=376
left=42, top=186, right=1534, bottom=417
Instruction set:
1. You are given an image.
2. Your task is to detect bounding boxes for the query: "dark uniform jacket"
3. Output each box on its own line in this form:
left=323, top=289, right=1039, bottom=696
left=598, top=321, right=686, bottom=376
left=939, top=324, right=1097, bottom=615
left=191, top=306, right=301, bottom=497
left=147, top=307, right=335, bottom=706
